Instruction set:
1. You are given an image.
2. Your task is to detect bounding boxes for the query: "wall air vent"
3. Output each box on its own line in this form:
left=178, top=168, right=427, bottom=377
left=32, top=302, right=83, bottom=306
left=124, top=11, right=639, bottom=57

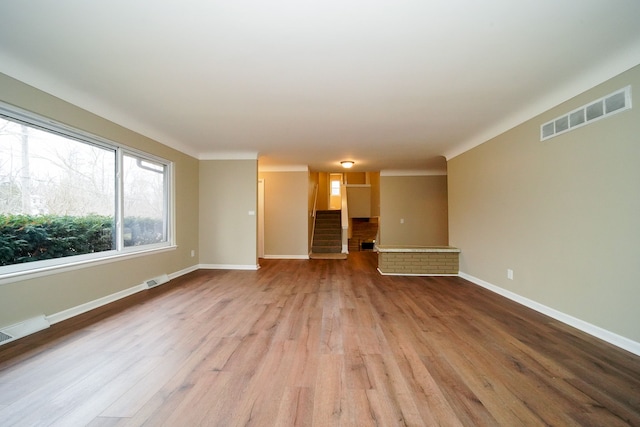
left=541, top=86, right=631, bottom=141
left=0, top=331, right=13, bottom=344
left=0, top=315, right=50, bottom=346
left=146, top=274, right=170, bottom=289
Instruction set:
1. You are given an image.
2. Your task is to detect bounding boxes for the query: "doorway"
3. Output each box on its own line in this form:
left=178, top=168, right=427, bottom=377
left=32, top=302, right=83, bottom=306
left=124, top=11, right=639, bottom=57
left=329, top=173, right=342, bottom=210
left=258, top=179, right=264, bottom=258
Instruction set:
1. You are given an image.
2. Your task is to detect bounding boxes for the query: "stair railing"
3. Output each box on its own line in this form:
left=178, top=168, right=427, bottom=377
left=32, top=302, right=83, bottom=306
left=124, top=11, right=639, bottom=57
left=340, top=184, right=349, bottom=254
left=310, top=183, right=318, bottom=254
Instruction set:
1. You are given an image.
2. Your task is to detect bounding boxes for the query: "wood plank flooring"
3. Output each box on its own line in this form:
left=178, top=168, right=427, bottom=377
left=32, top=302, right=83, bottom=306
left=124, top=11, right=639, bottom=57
left=1, top=252, right=639, bottom=426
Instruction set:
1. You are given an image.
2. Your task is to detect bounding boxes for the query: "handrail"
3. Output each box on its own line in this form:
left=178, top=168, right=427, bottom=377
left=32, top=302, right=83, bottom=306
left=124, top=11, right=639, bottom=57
left=340, top=184, right=349, bottom=254
left=312, top=183, right=318, bottom=220
left=310, top=183, right=318, bottom=254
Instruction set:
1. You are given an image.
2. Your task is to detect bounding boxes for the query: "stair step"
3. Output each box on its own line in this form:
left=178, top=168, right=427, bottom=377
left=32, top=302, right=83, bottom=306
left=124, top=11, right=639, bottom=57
left=313, top=241, right=341, bottom=248
left=314, top=231, right=340, bottom=237
left=313, top=235, right=341, bottom=242
left=311, top=246, right=342, bottom=253
left=312, top=210, right=342, bottom=255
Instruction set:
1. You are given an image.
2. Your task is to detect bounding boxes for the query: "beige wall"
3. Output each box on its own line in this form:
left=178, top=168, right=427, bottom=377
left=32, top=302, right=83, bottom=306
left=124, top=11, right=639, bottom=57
left=448, top=64, right=640, bottom=343
left=200, top=160, right=257, bottom=267
left=345, top=172, right=366, bottom=184
left=379, top=175, right=449, bottom=246
left=346, top=186, right=372, bottom=218
left=369, top=172, right=381, bottom=217
left=317, top=173, right=329, bottom=211
left=0, top=73, right=200, bottom=327
left=258, top=171, right=309, bottom=257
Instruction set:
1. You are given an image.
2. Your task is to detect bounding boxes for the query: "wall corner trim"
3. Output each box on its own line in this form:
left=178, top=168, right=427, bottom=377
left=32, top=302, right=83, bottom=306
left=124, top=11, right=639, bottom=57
left=458, top=272, right=640, bottom=357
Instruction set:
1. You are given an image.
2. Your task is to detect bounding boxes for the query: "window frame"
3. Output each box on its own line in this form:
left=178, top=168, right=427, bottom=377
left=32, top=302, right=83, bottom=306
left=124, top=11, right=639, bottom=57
left=0, top=101, right=175, bottom=283
left=330, top=180, right=341, bottom=196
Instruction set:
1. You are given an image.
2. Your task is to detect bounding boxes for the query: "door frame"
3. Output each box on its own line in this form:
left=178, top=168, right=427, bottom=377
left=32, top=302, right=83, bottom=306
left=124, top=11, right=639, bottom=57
left=258, top=179, right=265, bottom=258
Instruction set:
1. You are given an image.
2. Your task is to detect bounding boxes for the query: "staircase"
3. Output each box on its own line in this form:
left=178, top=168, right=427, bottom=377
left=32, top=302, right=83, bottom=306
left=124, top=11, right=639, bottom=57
left=311, top=210, right=342, bottom=254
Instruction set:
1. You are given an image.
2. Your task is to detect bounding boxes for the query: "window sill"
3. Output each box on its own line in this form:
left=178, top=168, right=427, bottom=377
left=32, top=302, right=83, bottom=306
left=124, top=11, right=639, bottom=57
left=0, top=245, right=178, bottom=286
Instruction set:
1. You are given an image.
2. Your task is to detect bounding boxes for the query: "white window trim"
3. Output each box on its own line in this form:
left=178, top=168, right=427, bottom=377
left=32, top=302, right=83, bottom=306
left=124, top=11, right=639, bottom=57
left=0, top=244, right=177, bottom=286
left=0, top=101, right=175, bottom=283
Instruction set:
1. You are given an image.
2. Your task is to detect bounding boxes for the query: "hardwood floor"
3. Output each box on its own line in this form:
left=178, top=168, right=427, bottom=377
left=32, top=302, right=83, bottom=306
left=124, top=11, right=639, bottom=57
left=1, top=252, right=639, bottom=426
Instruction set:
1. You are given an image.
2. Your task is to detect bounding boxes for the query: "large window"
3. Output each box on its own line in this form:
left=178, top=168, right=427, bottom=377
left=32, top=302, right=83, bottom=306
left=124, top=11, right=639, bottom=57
left=0, top=103, right=172, bottom=277
left=122, top=154, right=168, bottom=247
left=331, top=179, right=341, bottom=196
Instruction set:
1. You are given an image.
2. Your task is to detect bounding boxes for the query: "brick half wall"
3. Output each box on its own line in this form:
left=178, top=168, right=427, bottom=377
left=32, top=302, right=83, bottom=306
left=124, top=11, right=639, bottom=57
left=376, top=246, right=460, bottom=275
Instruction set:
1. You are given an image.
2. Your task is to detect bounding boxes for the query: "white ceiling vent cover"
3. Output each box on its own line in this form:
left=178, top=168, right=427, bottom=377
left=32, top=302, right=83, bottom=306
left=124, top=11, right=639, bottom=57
left=0, top=315, right=50, bottom=346
left=541, top=86, right=631, bottom=141
left=146, top=273, right=170, bottom=289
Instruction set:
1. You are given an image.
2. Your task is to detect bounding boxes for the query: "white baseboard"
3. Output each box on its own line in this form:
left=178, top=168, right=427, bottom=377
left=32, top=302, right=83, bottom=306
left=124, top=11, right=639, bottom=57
left=199, top=263, right=260, bottom=270
left=46, top=263, right=199, bottom=326
left=459, top=271, right=640, bottom=357
left=377, top=268, right=457, bottom=277
left=46, top=284, right=146, bottom=325
left=169, top=265, right=199, bottom=279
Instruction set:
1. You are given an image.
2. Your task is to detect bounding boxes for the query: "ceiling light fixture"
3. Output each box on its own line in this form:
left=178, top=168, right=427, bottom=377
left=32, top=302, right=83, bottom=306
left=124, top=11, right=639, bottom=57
left=341, top=161, right=354, bottom=169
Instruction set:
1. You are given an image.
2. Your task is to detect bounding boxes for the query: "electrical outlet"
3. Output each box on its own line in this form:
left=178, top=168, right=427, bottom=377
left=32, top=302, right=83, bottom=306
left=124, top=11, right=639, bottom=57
left=191, top=250, right=195, bottom=257
left=400, top=218, right=405, bottom=224
left=507, top=269, right=514, bottom=280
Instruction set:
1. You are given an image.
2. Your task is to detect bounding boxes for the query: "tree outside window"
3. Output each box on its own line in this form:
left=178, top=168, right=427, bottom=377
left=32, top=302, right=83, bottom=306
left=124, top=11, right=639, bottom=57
left=0, top=112, right=171, bottom=271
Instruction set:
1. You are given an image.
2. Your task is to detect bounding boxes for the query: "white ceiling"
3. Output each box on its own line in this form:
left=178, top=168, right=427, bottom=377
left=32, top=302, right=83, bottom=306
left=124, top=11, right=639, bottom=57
left=1, top=1, right=640, bottom=173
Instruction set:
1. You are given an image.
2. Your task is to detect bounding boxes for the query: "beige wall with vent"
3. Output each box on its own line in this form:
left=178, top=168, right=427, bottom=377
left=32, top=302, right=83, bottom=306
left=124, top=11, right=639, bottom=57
left=0, top=72, right=200, bottom=328
left=448, top=64, right=640, bottom=343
